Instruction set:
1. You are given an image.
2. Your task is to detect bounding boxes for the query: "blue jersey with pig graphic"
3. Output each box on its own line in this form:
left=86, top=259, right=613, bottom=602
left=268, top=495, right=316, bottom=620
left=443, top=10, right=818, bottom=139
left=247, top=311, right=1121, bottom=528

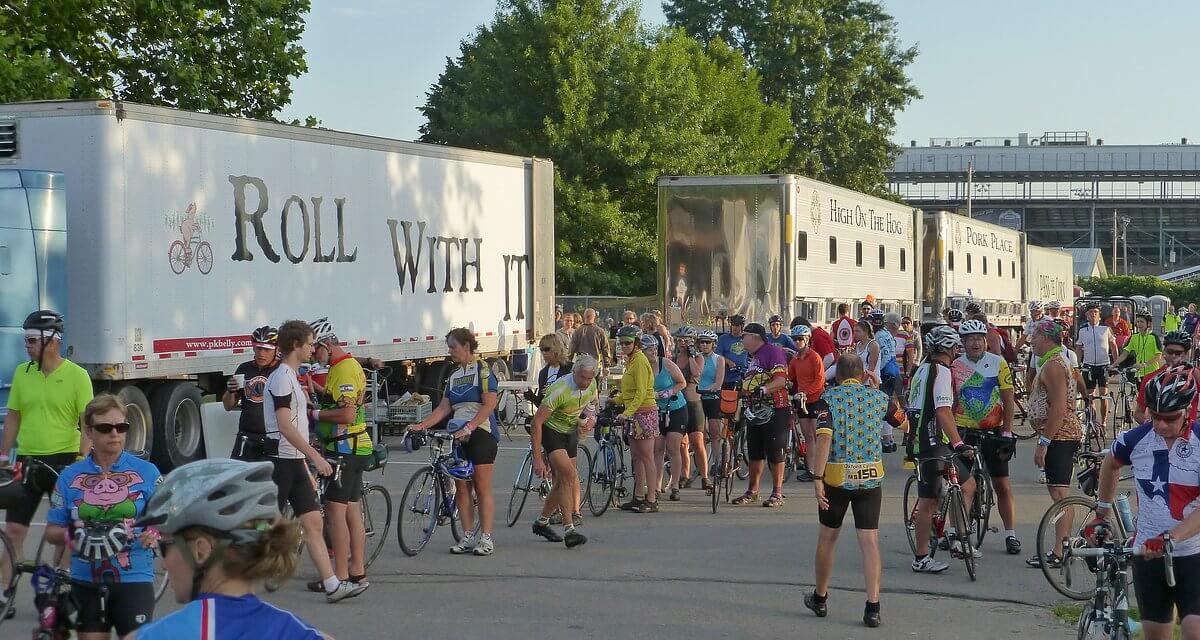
left=47, top=452, right=161, bottom=583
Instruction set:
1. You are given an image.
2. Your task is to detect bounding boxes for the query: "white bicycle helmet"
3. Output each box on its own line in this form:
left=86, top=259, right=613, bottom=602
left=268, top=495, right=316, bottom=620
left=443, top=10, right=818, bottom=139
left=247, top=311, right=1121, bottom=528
left=1046, top=300, right=1061, bottom=310
left=958, top=319, right=989, bottom=336
left=308, top=316, right=338, bottom=345
left=137, top=459, right=279, bottom=538
left=697, top=329, right=718, bottom=341
left=1028, top=300, right=1043, bottom=312
left=924, top=325, right=962, bottom=353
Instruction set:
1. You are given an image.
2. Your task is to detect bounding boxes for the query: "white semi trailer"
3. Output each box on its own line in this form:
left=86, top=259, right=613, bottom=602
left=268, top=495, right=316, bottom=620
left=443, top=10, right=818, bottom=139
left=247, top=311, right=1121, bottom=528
left=0, top=100, right=554, bottom=469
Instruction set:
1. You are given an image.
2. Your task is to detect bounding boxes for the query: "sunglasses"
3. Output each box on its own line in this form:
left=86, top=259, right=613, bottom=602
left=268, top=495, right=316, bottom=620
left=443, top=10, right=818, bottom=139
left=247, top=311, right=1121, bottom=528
left=89, top=421, right=130, bottom=434
left=157, top=538, right=176, bottom=556
left=619, top=339, right=636, bottom=346
left=24, top=337, right=44, bottom=345
left=1166, top=349, right=1187, bottom=356
left=698, top=340, right=714, bottom=344
left=1150, top=411, right=1186, bottom=422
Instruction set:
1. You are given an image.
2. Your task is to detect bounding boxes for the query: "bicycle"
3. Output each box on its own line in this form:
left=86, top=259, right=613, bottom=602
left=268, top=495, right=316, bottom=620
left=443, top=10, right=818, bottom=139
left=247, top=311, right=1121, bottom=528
left=318, top=455, right=393, bottom=569
left=1034, top=452, right=1135, bottom=600
left=506, top=430, right=592, bottom=527
left=396, top=430, right=470, bottom=556
left=585, top=404, right=631, bottom=517
left=961, top=435, right=999, bottom=549
left=901, top=446, right=979, bottom=580
left=168, top=233, right=214, bottom=275
left=1010, top=365, right=1037, bottom=440
left=1107, top=366, right=1139, bottom=438
left=1067, top=530, right=1173, bottom=640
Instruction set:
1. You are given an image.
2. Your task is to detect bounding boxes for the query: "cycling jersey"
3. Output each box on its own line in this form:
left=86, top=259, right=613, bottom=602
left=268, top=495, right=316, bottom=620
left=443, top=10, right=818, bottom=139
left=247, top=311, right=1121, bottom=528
left=134, top=593, right=324, bottom=639
left=1123, top=332, right=1163, bottom=379
left=232, top=361, right=277, bottom=436
left=654, top=358, right=686, bottom=411
left=616, top=349, right=655, bottom=417
left=741, top=342, right=789, bottom=409
left=444, top=360, right=499, bottom=438
left=951, top=352, right=1013, bottom=430
left=315, top=354, right=372, bottom=455
left=809, top=327, right=836, bottom=362
left=787, top=348, right=825, bottom=401
left=46, top=452, right=161, bottom=583
left=262, top=363, right=308, bottom=460
left=716, top=332, right=748, bottom=381
left=1077, top=324, right=1114, bottom=366
left=816, top=381, right=905, bottom=489
left=541, top=373, right=598, bottom=434
left=875, top=329, right=901, bottom=378
left=1111, top=422, right=1200, bottom=556
left=6, top=358, right=92, bottom=455
left=906, top=361, right=956, bottom=455
left=697, top=352, right=721, bottom=397
left=766, top=332, right=798, bottom=354
left=830, top=317, right=857, bottom=350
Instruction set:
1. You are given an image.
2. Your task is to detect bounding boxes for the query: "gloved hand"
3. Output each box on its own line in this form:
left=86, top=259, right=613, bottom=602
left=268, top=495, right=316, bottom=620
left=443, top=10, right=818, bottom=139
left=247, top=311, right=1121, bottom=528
left=1143, top=534, right=1168, bottom=559
left=1081, top=516, right=1109, bottom=545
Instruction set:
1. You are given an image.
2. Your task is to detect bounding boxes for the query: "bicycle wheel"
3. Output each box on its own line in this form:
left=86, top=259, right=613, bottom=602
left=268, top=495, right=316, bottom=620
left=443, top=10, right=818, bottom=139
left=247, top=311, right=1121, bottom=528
left=397, top=466, right=439, bottom=556
left=712, top=438, right=728, bottom=514
left=196, top=241, right=214, bottom=274
left=1075, top=601, right=1097, bottom=640
left=902, top=473, right=920, bottom=554
left=446, top=477, right=466, bottom=543
left=0, top=530, right=16, bottom=626
left=167, top=240, right=187, bottom=274
left=733, top=429, right=749, bottom=480
left=574, top=446, right=593, bottom=514
left=949, top=488, right=977, bottom=581
left=507, top=451, right=534, bottom=527
left=1036, top=495, right=1113, bottom=600
left=973, top=467, right=995, bottom=548
left=587, top=443, right=614, bottom=517
left=361, top=483, right=393, bottom=569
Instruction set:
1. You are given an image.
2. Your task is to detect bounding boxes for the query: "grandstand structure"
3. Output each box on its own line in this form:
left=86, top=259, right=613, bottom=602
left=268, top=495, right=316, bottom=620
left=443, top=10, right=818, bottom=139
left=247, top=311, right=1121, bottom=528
left=886, top=132, right=1200, bottom=276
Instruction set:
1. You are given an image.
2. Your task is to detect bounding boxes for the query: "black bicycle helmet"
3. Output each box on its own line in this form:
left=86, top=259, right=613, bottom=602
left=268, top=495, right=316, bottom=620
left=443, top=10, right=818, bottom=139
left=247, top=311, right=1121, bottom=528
left=768, top=314, right=783, bottom=324
left=1143, top=364, right=1198, bottom=414
left=946, top=308, right=964, bottom=324
left=729, top=314, right=746, bottom=325
left=1135, top=308, right=1153, bottom=322
left=250, top=325, right=278, bottom=347
left=616, top=325, right=641, bottom=340
left=1165, top=330, right=1194, bottom=351
left=965, top=301, right=983, bottom=314
left=23, top=309, right=64, bottom=334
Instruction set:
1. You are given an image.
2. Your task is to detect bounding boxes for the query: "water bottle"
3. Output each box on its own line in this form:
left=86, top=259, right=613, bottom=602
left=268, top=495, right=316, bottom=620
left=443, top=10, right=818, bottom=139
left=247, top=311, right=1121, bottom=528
left=1116, top=494, right=1135, bottom=533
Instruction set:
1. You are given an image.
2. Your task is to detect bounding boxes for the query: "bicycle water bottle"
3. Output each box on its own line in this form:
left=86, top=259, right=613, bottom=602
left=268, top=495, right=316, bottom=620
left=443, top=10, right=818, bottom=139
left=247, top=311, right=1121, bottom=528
left=1116, top=494, right=1135, bottom=533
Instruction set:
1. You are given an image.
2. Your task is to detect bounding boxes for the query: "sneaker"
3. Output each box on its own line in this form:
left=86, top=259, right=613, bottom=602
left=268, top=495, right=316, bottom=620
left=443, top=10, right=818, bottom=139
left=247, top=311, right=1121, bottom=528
left=1005, top=536, right=1022, bottom=555
left=472, top=536, right=495, bottom=556
left=863, top=603, right=881, bottom=628
left=450, top=534, right=477, bottom=554
left=702, top=479, right=714, bottom=493
left=326, top=580, right=366, bottom=603
left=1026, top=552, right=1061, bottom=569
left=882, top=440, right=897, bottom=454
left=669, top=488, right=680, bottom=501
left=1037, top=469, right=1047, bottom=484
left=1, top=589, right=13, bottom=620
left=796, top=470, right=815, bottom=482
left=564, top=529, right=588, bottom=548
left=634, top=501, right=658, bottom=513
left=911, top=556, right=950, bottom=574
left=306, top=580, right=324, bottom=593
left=619, top=498, right=643, bottom=511
left=731, top=492, right=759, bottom=505
left=680, top=477, right=693, bottom=489
left=533, top=520, right=564, bottom=542
left=951, top=540, right=982, bottom=559
left=804, top=591, right=828, bottom=617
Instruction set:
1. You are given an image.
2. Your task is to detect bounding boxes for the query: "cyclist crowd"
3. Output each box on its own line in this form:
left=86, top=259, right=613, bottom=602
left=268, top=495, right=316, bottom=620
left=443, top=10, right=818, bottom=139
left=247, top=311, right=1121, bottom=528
left=4, top=296, right=1200, bottom=637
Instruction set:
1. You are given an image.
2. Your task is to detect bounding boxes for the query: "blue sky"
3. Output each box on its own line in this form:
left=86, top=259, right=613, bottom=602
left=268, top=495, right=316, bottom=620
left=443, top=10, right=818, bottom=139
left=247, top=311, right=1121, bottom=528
left=279, top=1, right=1197, bottom=146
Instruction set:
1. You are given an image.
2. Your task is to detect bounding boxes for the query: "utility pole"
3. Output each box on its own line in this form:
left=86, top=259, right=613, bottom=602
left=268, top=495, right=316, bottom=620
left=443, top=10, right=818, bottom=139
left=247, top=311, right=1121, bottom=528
left=1121, top=216, right=1131, bottom=275
left=966, top=161, right=973, bottom=218
left=1112, top=209, right=1119, bottom=275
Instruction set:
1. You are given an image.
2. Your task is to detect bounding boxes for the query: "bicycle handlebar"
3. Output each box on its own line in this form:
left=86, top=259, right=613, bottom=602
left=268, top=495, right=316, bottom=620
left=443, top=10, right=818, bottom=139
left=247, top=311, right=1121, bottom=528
left=1066, top=536, right=1175, bottom=587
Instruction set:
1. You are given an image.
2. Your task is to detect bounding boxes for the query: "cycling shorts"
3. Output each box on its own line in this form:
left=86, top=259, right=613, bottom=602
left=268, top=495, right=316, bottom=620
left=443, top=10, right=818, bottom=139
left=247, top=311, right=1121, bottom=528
left=323, top=453, right=367, bottom=504
left=686, top=400, right=704, bottom=434
left=0, top=452, right=76, bottom=526
left=819, top=484, right=882, bottom=530
left=1043, top=440, right=1078, bottom=487
left=793, top=398, right=828, bottom=420
left=659, top=406, right=688, bottom=436
left=701, top=398, right=722, bottom=422
left=72, top=580, right=156, bottom=636
left=460, top=428, right=498, bottom=466
left=270, top=457, right=320, bottom=516
left=1082, top=365, right=1109, bottom=391
left=542, top=429, right=579, bottom=458
left=746, top=410, right=788, bottom=464
left=961, top=429, right=1015, bottom=479
left=1133, top=553, right=1200, bottom=623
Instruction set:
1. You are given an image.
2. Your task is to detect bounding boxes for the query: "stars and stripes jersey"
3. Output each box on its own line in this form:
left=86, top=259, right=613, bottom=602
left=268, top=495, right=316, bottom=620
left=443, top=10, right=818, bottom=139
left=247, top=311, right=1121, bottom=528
left=133, top=594, right=325, bottom=640
left=1111, top=422, right=1200, bottom=556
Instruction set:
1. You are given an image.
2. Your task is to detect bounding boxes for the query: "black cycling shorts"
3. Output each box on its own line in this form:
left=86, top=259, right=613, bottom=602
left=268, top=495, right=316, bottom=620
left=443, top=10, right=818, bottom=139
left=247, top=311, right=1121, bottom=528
left=685, top=400, right=704, bottom=434
left=659, top=406, right=688, bottom=436
left=746, top=410, right=788, bottom=464
left=961, top=429, right=1015, bottom=479
left=323, top=453, right=367, bottom=504
left=1083, top=364, right=1109, bottom=391
left=542, top=428, right=579, bottom=458
left=0, top=452, right=76, bottom=527
left=701, top=397, right=722, bottom=422
left=460, top=428, right=498, bottom=466
left=271, top=457, right=320, bottom=516
left=914, top=447, right=974, bottom=499
left=1133, top=553, right=1200, bottom=623
left=793, top=398, right=828, bottom=420
left=819, top=484, right=882, bottom=530
left=72, top=580, right=156, bottom=636
left=1044, top=440, right=1079, bottom=487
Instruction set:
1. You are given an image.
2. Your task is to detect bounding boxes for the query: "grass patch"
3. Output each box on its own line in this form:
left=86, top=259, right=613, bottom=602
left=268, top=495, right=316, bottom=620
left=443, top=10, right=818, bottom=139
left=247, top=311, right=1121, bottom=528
left=1052, top=602, right=1084, bottom=623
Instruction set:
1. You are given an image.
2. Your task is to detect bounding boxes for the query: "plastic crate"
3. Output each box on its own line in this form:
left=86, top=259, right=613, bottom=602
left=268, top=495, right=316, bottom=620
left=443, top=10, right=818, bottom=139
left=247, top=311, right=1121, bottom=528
left=389, top=400, right=432, bottom=423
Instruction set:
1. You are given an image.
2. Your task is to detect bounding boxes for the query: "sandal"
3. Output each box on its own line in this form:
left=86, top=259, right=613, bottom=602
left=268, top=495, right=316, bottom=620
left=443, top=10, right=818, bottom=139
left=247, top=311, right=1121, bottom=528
left=680, top=477, right=693, bottom=489
left=731, top=492, right=759, bottom=505
left=702, top=479, right=714, bottom=494
left=762, top=493, right=784, bottom=508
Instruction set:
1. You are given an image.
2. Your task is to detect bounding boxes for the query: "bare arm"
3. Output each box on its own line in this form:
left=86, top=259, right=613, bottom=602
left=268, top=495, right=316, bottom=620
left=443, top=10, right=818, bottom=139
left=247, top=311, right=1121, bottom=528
left=1, top=410, right=20, bottom=458
left=712, top=357, right=725, bottom=390
left=810, top=432, right=833, bottom=479
left=936, top=406, right=963, bottom=445
left=1041, top=365, right=1067, bottom=440
left=469, top=391, right=499, bottom=431
left=663, top=360, right=686, bottom=396
left=44, top=524, right=69, bottom=546
left=1001, top=387, right=1015, bottom=434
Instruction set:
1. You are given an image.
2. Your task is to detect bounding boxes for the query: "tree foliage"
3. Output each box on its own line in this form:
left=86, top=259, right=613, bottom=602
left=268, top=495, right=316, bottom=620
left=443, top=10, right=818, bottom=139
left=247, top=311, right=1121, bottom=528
left=0, top=0, right=309, bottom=119
left=421, top=0, right=792, bottom=295
left=1078, top=275, right=1200, bottom=307
left=663, top=0, right=920, bottom=194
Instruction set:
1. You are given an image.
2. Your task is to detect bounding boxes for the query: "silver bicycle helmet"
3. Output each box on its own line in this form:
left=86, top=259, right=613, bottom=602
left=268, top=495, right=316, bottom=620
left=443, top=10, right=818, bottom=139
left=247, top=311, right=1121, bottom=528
left=697, top=329, right=718, bottom=341
left=137, top=459, right=279, bottom=538
left=674, top=326, right=697, bottom=339
left=640, top=334, right=659, bottom=350
left=308, top=316, right=338, bottom=345
left=925, top=325, right=962, bottom=353
left=1029, top=300, right=1043, bottom=312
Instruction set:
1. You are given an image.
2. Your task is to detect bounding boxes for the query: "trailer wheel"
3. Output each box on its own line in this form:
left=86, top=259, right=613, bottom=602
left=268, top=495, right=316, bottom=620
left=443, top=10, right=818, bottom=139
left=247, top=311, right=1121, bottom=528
left=115, top=385, right=153, bottom=459
left=150, top=382, right=206, bottom=471
left=420, top=360, right=452, bottom=406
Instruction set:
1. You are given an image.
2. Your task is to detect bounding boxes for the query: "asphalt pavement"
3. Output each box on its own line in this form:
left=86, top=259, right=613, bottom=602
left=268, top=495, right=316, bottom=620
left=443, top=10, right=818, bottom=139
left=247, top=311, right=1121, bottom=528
left=5, top=434, right=1079, bottom=639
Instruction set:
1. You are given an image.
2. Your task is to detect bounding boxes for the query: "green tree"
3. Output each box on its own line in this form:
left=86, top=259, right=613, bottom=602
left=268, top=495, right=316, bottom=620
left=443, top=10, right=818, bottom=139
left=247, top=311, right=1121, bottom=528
left=0, top=0, right=309, bottom=119
left=663, top=0, right=920, bottom=194
left=1078, top=275, right=1200, bottom=306
left=421, top=0, right=792, bottom=294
